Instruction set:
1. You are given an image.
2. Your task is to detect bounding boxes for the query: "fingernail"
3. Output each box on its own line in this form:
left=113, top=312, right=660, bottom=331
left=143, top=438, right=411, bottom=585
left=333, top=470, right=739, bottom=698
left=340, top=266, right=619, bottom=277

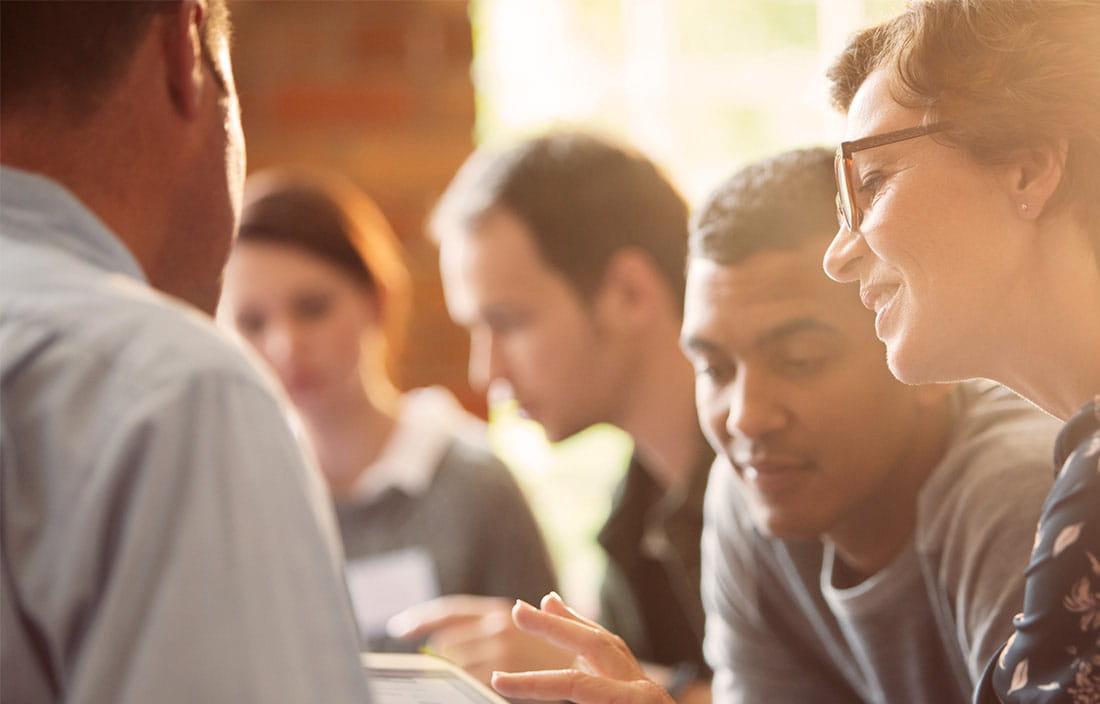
left=385, top=613, right=411, bottom=638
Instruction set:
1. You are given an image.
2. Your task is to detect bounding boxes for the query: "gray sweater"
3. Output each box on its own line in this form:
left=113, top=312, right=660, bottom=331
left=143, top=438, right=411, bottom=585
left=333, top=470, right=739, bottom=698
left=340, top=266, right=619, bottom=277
left=702, top=381, right=1060, bottom=703
left=336, top=438, right=557, bottom=651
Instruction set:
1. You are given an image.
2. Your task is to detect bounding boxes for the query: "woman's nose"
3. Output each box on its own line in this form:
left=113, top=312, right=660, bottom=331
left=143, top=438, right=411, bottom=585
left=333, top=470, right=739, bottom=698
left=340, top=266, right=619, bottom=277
left=823, top=224, right=863, bottom=283
left=260, top=322, right=301, bottom=370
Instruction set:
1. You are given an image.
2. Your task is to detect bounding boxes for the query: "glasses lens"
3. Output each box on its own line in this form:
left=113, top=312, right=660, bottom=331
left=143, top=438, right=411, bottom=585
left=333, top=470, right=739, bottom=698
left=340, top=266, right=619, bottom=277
left=834, top=151, right=854, bottom=231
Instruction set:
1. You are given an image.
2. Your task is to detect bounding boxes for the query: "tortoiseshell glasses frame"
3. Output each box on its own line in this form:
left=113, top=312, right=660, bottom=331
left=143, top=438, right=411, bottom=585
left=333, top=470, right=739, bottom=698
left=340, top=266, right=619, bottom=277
left=834, top=122, right=952, bottom=232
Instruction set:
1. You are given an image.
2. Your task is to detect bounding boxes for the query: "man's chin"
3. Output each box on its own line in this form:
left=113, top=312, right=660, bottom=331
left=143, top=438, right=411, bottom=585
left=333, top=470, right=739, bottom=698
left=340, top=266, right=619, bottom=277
left=540, top=425, right=573, bottom=444
left=752, top=510, right=820, bottom=542
left=515, top=403, right=591, bottom=444
left=538, top=418, right=586, bottom=445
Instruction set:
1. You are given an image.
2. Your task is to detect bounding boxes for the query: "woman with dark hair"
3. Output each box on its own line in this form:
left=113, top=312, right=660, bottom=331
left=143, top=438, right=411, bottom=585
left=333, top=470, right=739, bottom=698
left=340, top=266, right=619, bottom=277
left=217, top=169, right=556, bottom=653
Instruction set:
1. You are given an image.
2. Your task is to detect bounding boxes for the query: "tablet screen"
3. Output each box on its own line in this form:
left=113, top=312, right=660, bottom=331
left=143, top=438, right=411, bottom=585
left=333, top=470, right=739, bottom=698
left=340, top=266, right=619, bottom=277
left=366, top=665, right=505, bottom=704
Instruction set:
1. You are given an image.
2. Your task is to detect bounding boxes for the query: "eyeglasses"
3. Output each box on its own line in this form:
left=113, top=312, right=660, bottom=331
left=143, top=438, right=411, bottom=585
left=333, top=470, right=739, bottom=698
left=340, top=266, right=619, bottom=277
left=834, top=122, right=952, bottom=232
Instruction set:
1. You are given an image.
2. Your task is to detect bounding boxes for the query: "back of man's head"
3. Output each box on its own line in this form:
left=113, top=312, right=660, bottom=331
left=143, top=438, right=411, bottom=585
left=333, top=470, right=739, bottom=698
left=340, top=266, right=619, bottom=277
left=690, top=147, right=837, bottom=266
left=431, top=131, right=690, bottom=307
left=1, top=0, right=229, bottom=124
left=2, top=0, right=241, bottom=317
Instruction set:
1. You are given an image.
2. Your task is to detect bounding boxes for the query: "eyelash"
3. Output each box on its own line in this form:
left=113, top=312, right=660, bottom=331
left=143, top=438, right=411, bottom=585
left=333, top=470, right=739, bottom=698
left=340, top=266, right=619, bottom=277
left=487, top=311, right=534, bottom=335
left=695, top=355, right=828, bottom=385
left=695, top=361, right=735, bottom=384
left=779, top=356, right=826, bottom=376
left=857, top=172, right=883, bottom=197
left=295, top=296, right=330, bottom=319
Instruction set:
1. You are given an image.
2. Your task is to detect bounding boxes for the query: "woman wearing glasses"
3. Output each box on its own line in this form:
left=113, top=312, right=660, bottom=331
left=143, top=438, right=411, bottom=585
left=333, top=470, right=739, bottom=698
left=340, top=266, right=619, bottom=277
left=824, top=1, right=1100, bottom=702
left=474, top=2, right=1098, bottom=704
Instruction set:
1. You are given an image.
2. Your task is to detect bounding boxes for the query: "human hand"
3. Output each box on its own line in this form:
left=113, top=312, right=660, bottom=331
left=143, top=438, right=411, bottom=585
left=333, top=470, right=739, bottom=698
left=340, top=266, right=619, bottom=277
left=490, top=592, right=675, bottom=704
left=387, top=594, right=576, bottom=686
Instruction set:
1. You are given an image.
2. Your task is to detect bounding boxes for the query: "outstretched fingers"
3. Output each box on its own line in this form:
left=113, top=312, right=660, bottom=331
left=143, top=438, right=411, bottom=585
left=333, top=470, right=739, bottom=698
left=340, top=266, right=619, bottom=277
left=490, top=593, right=675, bottom=704
left=509, top=594, right=646, bottom=682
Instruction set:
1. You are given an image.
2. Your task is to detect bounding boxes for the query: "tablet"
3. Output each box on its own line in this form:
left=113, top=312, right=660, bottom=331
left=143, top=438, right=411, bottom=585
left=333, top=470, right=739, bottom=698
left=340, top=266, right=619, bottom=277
left=362, top=652, right=511, bottom=704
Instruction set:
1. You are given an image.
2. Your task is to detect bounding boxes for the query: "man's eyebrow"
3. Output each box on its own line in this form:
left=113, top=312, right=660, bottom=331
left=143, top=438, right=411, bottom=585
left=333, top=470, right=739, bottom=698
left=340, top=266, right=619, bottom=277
left=479, top=303, right=531, bottom=326
left=755, top=317, right=836, bottom=346
left=681, top=317, right=836, bottom=354
left=481, top=302, right=521, bottom=318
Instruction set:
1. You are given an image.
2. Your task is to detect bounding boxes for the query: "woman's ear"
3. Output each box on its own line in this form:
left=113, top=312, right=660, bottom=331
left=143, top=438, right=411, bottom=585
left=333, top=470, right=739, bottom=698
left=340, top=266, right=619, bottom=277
left=160, top=0, right=205, bottom=119
left=1007, top=138, right=1068, bottom=220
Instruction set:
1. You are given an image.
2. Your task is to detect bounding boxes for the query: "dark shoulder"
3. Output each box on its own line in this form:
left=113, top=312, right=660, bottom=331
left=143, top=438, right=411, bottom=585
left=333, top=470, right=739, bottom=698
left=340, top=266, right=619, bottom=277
left=431, top=438, right=524, bottom=495
left=423, top=440, right=543, bottom=533
left=1054, top=398, right=1100, bottom=472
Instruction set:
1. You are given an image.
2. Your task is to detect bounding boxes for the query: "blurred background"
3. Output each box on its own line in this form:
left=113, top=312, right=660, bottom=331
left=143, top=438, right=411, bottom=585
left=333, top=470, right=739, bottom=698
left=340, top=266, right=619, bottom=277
left=230, top=0, right=902, bottom=613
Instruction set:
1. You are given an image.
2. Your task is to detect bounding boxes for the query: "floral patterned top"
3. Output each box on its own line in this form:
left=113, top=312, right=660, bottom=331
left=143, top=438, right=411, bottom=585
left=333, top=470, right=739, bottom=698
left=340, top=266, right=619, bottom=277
left=975, top=396, right=1100, bottom=703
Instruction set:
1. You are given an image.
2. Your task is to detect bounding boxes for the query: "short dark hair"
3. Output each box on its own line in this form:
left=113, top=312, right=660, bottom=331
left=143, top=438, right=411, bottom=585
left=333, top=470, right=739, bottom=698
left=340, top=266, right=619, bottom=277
left=431, top=131, right=690, bottom=307
left=1, top=0, right=231, bottom=122
left=690, top=147, right=837, bottom=266
left=827, top=0, right=1100, bottom=240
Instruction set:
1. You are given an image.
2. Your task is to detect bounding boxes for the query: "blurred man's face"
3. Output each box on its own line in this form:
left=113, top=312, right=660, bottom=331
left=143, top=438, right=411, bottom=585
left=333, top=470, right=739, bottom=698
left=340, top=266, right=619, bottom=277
left=439, top=208, right=630, bottom=442
left=680, top=236, right=935, bottom=541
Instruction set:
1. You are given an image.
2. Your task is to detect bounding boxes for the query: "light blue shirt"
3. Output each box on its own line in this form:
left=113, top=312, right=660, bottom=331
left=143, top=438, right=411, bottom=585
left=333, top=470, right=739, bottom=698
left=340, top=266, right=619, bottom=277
left=0, top=166, right=371, bottom=703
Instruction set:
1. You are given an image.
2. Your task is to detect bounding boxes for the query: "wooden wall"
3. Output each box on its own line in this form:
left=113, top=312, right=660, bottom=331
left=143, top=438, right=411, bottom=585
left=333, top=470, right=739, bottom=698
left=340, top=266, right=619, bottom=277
left=229, top=0, right=483, bottom=414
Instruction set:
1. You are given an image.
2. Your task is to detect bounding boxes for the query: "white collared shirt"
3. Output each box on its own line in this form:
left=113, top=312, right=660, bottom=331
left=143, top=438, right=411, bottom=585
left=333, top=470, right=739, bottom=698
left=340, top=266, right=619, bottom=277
left=348, top=386, right=488, bottom=503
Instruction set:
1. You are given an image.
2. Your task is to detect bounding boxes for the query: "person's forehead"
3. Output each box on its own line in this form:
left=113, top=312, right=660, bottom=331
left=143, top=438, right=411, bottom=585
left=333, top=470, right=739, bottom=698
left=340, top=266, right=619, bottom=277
left=682, top=243, right=864, bottom=347
left=845, top=68, right=924, bottom=141
left=440, top=210, right=579, bottom=314
left=229, top=240, right=330, bottom=274
left=444, top=209, right=551, bottom=276
left=225, top=242, right=355, bottom=299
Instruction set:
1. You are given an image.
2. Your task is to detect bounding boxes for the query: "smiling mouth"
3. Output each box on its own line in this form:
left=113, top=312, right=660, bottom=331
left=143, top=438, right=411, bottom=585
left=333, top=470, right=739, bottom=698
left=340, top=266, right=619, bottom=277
left=860, top=284, right=899, bottom=314
left=740, top=460, right=812, bottom=494
left=872, top=289, right=894, bottom=314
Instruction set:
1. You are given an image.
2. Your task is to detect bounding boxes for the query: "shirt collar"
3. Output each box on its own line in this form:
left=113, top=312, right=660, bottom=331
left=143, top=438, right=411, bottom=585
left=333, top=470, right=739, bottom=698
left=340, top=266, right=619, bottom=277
left=347, top=387, right=486, bottom=503
left=0, top=166, right=146, bottom=283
